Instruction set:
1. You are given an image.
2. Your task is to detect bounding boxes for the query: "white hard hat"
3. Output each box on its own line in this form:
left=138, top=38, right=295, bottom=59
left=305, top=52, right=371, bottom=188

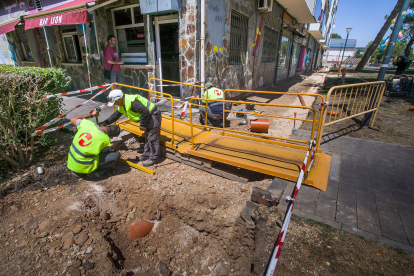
left=107, top=89, right=123, bottom=106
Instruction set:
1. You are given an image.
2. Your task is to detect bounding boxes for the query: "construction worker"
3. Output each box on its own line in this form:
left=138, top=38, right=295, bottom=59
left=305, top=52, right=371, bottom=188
left=101, top=89, right=161, bottom=167
left=68, top=112, right=121, bottom=179
left=199, top=82, right=232, bottom=127
left=396, top=53, right=409, bottom=75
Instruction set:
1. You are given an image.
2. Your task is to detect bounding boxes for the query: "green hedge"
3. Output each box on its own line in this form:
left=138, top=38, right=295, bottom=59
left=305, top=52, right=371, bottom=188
left=0, top=64, right=71, bottom=94
left=0, top=65, right=71, bottom=169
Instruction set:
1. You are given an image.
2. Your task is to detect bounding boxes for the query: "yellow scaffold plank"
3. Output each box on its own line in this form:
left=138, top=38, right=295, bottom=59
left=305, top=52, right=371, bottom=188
left=117, top=117, right=331, bottom=191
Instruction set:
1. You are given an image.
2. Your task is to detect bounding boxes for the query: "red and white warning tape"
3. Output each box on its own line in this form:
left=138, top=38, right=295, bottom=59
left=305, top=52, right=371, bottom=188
left=172, top=101, right=189, bottom=118
left=32, top=86, right=111, bottom=136
left=26, top=84, right=111, bottom=103
left=265, top=140, right=316, bottom=276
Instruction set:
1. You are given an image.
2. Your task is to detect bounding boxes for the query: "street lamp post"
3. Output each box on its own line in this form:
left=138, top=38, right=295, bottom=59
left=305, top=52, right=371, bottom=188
left=338, top=43, right=344, bottom=65
left=340, top=28, right=352, bottom=65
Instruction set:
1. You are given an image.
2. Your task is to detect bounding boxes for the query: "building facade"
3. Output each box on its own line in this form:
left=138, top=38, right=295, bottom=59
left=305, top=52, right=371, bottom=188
left=326, top=38, right=356, bottom=62
left=0, top=0, right=339, bottom=98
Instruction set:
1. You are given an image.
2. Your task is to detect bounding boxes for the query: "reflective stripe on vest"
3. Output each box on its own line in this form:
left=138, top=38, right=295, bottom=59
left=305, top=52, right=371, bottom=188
left=71, top=143, right=96, bottom=159
left=69, top=150, right=95, bottom=165
left=118, top=94, right=154, bottom=122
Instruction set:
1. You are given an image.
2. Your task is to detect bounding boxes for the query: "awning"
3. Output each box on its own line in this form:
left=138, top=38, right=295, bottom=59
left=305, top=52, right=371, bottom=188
left=24, top=0, right=93, bottom=30
left=0, top=18, right=21, bottom=35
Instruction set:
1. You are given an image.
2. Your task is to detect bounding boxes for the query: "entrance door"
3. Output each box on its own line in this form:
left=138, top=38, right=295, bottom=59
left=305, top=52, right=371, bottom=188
left=276, top=36, right=290, bottom=81
left=155, top=18, right=179, bottom=97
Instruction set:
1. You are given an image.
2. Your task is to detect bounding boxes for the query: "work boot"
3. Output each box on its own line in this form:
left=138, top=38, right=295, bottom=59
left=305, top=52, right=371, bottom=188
left=142, top=159, right=157, bottom=167
left=137, top=155, right=149, bottom=162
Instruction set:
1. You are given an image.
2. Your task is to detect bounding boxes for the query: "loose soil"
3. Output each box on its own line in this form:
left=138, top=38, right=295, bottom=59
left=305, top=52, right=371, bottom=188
left=1, top=130, right=414, bottom=276
left=301, top=70, right=414, bottom=147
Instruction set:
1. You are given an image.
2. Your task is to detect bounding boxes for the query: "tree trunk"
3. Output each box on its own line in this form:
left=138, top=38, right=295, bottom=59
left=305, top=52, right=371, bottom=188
left=405, top=35, right=414, bottom=56
left=355, top=0, right=404, bottom=72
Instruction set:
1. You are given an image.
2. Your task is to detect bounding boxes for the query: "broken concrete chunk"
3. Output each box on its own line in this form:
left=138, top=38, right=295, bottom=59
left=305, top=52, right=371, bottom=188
left=250, top=187, right=279, bottom=207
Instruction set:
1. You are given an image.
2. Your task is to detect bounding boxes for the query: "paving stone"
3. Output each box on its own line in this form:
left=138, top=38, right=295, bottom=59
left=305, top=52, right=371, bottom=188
left=376, top=203, right=400, bottom=223
left=355, top=180, right=374, bottom=193
left=356, top=205, right=379, bottom=225
left=267, top=178, right=288, bottom=191
left=374, top=192, right=395, bottom=207
left=356, top=190, right=377, bottom=208
left=315, top=194, right=337, bottom=221
left=357, top=220, right=381, bottom=236
left=338, top=181, right=356, bottom=196
left=324, top=179, right=339, bottom=198
left=335, top=205, right=357, bottom=228
left=295, top=196, right=318, bottom=214
left=380, top=220, right=409, bottom=245
left=337, top=191, right=356, bottom=209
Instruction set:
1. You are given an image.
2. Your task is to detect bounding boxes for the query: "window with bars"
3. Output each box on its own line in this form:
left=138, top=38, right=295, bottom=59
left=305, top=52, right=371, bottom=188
left=229, top=10, right=249, bottom=65
left=261, top=26, right=279, bottom=63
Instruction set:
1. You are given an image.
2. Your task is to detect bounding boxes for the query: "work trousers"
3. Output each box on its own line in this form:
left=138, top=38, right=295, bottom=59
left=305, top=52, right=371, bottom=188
left=143, top=111, right=162, bottom=161
left=72, top=151, right=120, bottom=178
left=199, top=103, right=232, bottom=126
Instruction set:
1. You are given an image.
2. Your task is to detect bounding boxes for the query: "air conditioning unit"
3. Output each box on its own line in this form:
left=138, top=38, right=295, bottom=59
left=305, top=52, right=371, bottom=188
left=258, top=0, right=273, bottom=13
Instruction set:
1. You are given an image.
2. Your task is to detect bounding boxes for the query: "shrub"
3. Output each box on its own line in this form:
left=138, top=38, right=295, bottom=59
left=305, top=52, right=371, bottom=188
left=0, top=65, right=71, bottom=169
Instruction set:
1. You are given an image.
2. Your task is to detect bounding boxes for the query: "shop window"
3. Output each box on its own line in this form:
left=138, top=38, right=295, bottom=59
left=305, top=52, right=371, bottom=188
left=112, top=4, right=147, bottom=64
left=60, top=26, right=82, bottom=63
left=278, top=36, right=289, bottom=68
left=229, top=10, right=249, bottom=65
left=15, top=29, right=33, bottom=61
left=261, top=26, right=279, bottom=63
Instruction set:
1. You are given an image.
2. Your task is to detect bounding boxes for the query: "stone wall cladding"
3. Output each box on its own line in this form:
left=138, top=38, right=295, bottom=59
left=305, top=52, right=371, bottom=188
left=179, top=0, right=198, bottom=98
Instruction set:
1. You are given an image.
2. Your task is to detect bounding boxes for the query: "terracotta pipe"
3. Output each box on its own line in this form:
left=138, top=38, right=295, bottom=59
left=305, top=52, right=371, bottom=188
left=250, top=119, right=269, bottom=133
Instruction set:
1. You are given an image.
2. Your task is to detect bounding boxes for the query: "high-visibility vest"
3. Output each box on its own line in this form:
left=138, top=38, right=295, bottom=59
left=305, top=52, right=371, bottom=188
left=118, top=94, right=154, bottom=122
left=202, top=87, right=224, bottom=104
left=67, top=120, right=110, bottom=174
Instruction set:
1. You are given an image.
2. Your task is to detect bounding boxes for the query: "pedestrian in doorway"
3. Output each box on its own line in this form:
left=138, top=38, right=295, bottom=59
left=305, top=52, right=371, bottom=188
left=395, top=53, right=409, bottom=75
left=101, top=89, right=162, bottom=167
left=104, top=35, right=124, bottom=86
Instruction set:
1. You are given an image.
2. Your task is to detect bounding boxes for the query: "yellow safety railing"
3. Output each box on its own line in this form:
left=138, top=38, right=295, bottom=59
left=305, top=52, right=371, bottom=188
left=188, top=97, right=319, bottom=172
left=223, top=89, right=326, bottom=149
left=149, top=78, right=214, bottom=127
left=114, top=83, right=177, bottom=148
left=318, top=81, right=386, bottom=147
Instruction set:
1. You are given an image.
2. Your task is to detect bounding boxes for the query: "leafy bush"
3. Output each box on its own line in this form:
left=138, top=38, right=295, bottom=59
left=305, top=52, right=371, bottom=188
left=0, top=65, right=71, bottom=169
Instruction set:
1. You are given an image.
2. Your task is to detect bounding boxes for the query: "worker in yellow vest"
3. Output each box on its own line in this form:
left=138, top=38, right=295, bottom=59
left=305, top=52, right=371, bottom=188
left=199, top=82, right=232, bottom=127
left=67, top=112, right=121, bottom=179
left=101, top=89, right=162, bottom=167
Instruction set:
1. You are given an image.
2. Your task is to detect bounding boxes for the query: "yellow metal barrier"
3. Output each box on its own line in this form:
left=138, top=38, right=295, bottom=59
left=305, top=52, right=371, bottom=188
left=223, top=89, right=326, bottom=149
left=188, top=97, right=319, bottom=172
left=318, top=81, right=386, bottom=147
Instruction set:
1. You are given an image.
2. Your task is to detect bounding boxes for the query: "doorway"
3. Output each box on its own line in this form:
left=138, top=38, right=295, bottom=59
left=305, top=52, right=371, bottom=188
left=154, top=16, right=179, bottom=97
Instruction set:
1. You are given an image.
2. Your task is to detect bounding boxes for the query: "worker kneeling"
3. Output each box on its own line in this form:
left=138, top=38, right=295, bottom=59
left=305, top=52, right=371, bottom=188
left=199, top=82, right=232, bottom=127
left=102, top=89, right=162, bottom=167
left=68, top=112, right=121, bottom=179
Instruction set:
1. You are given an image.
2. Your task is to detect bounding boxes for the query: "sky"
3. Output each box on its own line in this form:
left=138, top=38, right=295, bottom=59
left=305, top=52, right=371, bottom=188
left=332, top=0, right=397, bottom=47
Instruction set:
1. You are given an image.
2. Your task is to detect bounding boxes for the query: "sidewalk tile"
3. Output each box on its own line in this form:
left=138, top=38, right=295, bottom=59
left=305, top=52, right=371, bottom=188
left=336, top=205, right=357, bottom=228
left=315, top=194, right=337, bottom=221
left=381, top=220, right=409, bottom=245
left=324, top=179, right=339, bottom=198
left=338, top=181, right=356, bottom=196
left=337, top=191, right=356, bottom=209
left=358, top=220, right=381, bottom=236
left=374, top=192, right=395, bottom=207
left=295, top=196, right=318, bottom=214
left=357, top=205, right=379, bottom=224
